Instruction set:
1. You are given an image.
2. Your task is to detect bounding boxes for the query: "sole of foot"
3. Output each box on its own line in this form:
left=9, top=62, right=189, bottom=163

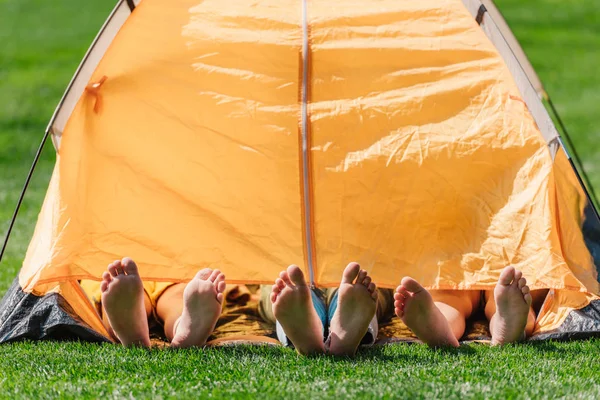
left=490, top=266, right=532, bottom=345
left=328, top=262, right=378, bottom=356
left=101, top=257, right=151, bottom=347
left=171, top=269, right=226, bottom=348
left=394, top=277, right=459, bottom=348
left=271, top=265, right=325, bottom=355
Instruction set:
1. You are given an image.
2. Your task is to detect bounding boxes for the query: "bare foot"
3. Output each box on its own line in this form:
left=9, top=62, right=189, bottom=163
left=271, top=265, right=325, bottom=355
left=394, top=277, right=459, bottom=347
left=170, top=269, right=226, bottom=348
left=490, top=266, right=532, bottom=345
left=328, top=262, right=378, bottom=356
left=101, top=257, right=151, bottom=347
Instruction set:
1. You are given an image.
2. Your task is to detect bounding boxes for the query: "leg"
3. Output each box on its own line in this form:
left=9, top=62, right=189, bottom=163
left=395, top=278, right=479, bottom=347
left=100, top=258, right=151, bottom=347
left=155, top=269, right=226, bottom=348
left=376, top=288, right=396, bottom=323
left=271, top=265, right=325, bottom=355
left=258, top=284, right=277, bottom=325
left=484, top=266, right=540, bottom=345
left=328, top=263, right=378, bottom=356
left=156, top=283, right=186, bottom=342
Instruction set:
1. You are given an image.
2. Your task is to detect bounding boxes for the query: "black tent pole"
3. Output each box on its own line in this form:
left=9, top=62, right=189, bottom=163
left=0, top=130, right=50, bottom=263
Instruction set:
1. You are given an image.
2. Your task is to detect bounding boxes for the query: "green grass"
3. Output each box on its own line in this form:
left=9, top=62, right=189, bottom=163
left=1, top=0, right=599, bottom=398
left=0, top=0, right=116, bottom=293
left=1, top=340, right=600, bottom=399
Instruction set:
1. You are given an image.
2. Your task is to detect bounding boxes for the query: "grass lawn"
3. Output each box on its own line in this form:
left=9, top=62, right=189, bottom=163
left=1, top=340, right=600, bottom=399
left=1, top=0, right=599, bottom=398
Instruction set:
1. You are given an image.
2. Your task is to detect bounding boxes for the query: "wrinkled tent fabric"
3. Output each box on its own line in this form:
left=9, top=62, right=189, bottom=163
left=2, top=0, right=600, bottom=343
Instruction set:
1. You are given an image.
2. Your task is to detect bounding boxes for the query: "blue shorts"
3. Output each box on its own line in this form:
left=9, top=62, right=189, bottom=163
left=275, top=287, right=378, bottom=348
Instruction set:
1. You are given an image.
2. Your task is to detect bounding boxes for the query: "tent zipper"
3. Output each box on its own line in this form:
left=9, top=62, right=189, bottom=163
left=300, top=0, right=316, bottom=287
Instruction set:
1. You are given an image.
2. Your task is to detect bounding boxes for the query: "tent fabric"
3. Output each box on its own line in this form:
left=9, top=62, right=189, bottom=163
left=467, top=0, right=546, bottom=98
left=3, top=0, right=600, bottom=342
left=460, top=0, right=559, bottom=146
left=48, top=0, right=137, bottom=150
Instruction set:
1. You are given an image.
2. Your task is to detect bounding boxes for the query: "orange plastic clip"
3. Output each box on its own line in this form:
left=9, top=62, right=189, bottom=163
left=509, top=94, right=526, bottom=105
left=85, top=76, right=108, bottom=113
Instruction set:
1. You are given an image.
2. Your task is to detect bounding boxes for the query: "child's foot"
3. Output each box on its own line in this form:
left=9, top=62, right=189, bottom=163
left=328, top=263, right=378, bottom=356
left=171, top=269, right=226, bottom=348
left=394, top=277, right=459, bottom=347
left=101, top=258, right=151, bottom=347
left=271, top=265, right=325, bottom=355
left=490, top=266, right=532, bottom=345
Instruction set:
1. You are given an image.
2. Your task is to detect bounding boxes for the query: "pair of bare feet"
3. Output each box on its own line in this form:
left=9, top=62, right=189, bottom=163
left=271, top=262, right=378, bottom=356
left=394, top=266, right=533, bottom=346
left=100, top=257, right=226, bottom=348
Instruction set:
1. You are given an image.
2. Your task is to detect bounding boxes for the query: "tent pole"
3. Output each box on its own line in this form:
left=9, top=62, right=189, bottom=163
left=546, top=97, right=600, bottom=211
left=0, top=130, right=50, bottom=263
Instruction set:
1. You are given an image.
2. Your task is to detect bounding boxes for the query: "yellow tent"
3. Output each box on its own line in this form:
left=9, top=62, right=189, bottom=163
left=1, top=0, right=600, bottom=342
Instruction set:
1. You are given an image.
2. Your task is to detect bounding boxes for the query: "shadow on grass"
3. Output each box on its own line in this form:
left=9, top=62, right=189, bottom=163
left=13, top=336, right=598, bottom=364
left=81, top=339, right=461, bottom=364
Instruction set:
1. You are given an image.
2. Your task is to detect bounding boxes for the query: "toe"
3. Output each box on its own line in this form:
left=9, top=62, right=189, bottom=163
left=518, top=277, right=527, bottom=289
left=272, top=285, right=282, bottom=294
left=100, top=280, right=109, bottom=293
left=524, top=292, right=533, bottom=307
left=287, top=265, right=307, bottom=287
left=512, top=270, right=523, bottom=287
left=399, top=287, right=410, bottom=298
left=356, top=269, right=368, bottom=285
left=108, top=261, right=120, bottom=277
left=362, top=276, right=372, bottom=287
left=371, top=291, right=378, bottom=300
left=341, top=262, right=361, bottom=284
left=395, top=287, right=410, bottom=301
left=275, top=278, right=286, bottom=290
left=102, top=271, right=112, bottom=282
left=498, top=266, right=516, bottom=286
left=217, top=280, right=226, bottom=293
left=521, top=285, right=530, bottom=295
left=195, top=268, right=212, bottom=280
left=367, top=282, right=376, bottom=293
left=208, top=269, right=221, bottom=282
left=114, top=261, right=125, bottom=275
left=270, top=291, right=278, bottom=303
left=121, top=257, right=139, bottom=275
left=394, top=301, right=405, bottom=317
left=216, top=292, right=224, bottom=304
left=279, top=271, right=294, bottom=287
left=400, top=277, right=425, bottom=294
